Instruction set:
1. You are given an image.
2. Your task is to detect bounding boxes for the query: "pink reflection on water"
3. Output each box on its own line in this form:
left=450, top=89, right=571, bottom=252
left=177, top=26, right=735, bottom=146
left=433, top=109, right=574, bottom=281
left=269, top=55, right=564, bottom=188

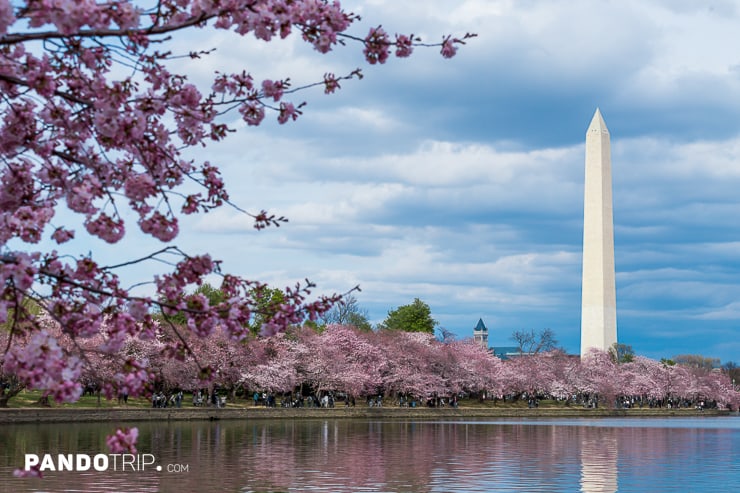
left=1, top=418, right=738, bottom=492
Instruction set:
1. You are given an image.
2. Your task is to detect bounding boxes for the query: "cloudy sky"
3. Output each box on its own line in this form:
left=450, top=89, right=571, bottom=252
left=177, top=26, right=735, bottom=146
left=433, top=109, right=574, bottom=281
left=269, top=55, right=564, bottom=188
left=54, top=0, right=740, bottom=363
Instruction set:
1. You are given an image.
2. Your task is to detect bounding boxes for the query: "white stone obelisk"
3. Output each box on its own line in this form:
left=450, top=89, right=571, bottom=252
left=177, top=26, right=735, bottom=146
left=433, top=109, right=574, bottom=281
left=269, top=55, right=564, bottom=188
left=580, top=108, right=617, bottom=358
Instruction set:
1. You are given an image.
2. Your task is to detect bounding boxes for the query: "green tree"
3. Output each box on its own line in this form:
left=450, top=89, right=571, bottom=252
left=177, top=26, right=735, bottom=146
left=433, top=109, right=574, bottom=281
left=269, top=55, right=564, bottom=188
left=155, top=282, right=227, bottom=326
left=155, top=282, right=289, bottom=336
left=248, top=286, right=287, bottom=336
left=379, top=298, right=437, bottom=333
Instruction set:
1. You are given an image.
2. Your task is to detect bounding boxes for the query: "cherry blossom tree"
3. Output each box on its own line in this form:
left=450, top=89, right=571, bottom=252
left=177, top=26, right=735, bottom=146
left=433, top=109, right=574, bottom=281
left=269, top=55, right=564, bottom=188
left=493, top=351, right=578, bottom=403
left=241, top=331, right=307, bottom=394
left=696, top=369, right=736, bottom=409
left=5, top=315, right=740, bottom=412
left=542, top=350, right=579, bottom=401
left=0, top=0, right=473, bottom=417
left=193, top=326, right=254, bottom=396
left=0, top=311, right=157, bottom=406
left=572, top=349, right=619, bottom=406
left=379, top=330, right=447, bottom=400
left=503, top=353, right=546, bottom=398
left=303, top=324, right=385, bottom=398
left=441, top=339, right=504, bottom=397
left=620, top=356, right=669, bottom=401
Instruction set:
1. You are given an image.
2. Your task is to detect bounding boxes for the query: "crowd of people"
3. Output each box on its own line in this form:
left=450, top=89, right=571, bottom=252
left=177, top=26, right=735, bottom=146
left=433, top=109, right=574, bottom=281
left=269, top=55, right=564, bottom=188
left=151, top=390, right=184, bottom=408
left=106, top=386, right=731, bottom=412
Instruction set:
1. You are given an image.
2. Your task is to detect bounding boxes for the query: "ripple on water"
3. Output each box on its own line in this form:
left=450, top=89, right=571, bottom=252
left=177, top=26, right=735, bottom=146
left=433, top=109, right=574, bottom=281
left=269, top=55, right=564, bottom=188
left=1, top=418, right=738, bottom=493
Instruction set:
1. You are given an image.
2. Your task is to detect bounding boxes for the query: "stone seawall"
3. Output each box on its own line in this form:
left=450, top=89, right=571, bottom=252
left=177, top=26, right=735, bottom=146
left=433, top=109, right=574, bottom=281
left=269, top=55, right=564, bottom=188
left=0, top=406, right=731, bottom=424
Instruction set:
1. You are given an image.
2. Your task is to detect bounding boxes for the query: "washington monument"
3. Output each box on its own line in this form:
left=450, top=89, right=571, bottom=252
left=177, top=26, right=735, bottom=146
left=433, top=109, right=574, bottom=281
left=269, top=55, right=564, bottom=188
left=580, top=108, right=617, bottom=357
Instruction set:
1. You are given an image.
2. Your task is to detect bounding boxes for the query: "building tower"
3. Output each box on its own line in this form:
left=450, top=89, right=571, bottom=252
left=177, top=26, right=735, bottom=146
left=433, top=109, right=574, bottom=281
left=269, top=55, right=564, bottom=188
left=580, top=108, right=618, bottom=358
left=473, top=318, right=488, bottom=349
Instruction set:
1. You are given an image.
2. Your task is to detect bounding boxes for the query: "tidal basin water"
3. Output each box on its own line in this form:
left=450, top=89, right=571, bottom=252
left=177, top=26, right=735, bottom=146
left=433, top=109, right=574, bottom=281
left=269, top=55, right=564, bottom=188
left=1, top=417, right=738, bottom=492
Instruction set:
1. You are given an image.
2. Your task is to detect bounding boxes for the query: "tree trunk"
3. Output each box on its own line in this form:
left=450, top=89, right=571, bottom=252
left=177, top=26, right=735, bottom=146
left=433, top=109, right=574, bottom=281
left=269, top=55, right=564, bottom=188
left=0, top=381, right=24, bottom=407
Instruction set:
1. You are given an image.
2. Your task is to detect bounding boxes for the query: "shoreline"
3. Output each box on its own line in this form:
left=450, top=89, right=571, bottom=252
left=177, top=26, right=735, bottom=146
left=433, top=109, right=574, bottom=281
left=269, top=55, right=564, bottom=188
left=0, top=406, right=733, bottom=424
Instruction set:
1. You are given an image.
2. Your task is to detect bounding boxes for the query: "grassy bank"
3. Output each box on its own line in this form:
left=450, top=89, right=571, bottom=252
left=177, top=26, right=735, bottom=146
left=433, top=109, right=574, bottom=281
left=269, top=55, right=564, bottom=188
left=1, top=389, right=588, bottom=409
left=0, top=390, right=733, bottom=424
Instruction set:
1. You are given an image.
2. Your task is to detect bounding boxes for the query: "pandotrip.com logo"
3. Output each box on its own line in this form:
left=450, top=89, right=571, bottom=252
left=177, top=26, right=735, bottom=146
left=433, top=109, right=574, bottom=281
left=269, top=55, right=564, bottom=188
left=21, top=453, right=190, bottom=474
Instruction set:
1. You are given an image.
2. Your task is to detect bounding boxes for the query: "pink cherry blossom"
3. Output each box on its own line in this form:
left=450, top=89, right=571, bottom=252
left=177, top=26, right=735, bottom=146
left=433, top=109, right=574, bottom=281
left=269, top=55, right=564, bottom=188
left=0, top=2, right=476, bottom=456
left=364, top=26, right=390, bottom=64
left=0, top=0, right=15, bottom=35
left=2, top=328, right=83, bottom=403
left=50, top=227, right=74, bottom=244
left=262, top=79, right=288, bottom=102
left=277, top=102, right=301, bottom=124
left=440, top=36, right=458, bottom=59
left=395, top=34, right=414, bottom=58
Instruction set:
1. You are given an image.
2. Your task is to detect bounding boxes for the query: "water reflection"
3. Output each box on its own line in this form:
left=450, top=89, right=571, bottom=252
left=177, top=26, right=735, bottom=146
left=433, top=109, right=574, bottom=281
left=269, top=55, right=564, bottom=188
left=0, top=418, right=737, bottom=492
left=580, top=428, right=617, bottom=493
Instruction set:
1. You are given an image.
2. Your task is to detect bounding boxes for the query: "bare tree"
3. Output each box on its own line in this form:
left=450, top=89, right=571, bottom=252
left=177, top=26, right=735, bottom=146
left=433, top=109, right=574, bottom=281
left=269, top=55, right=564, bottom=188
left=437, top=327, right=457, bottom=343
left=510, top=329, right=558, bottom=355
left=609, top=343, right=635, bottom=363
left=674, top=354, right=720, bottom=371
left=320, top=294, right=372, bottom=331
left=722, top=361, right=740, bottom=385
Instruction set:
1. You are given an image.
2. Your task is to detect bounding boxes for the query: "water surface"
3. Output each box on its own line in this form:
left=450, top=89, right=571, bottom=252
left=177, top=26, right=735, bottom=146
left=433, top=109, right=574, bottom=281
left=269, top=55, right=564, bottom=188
left=1, top=417, right=737, bottom=492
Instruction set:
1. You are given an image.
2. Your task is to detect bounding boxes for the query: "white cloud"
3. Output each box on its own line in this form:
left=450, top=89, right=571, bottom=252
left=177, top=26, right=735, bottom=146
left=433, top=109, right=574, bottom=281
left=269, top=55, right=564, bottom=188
left=309, top=106, right=408, bottom=133
left=694, top=301, right=740, bottom=320
left=42, top=0, right=740, bottom=362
